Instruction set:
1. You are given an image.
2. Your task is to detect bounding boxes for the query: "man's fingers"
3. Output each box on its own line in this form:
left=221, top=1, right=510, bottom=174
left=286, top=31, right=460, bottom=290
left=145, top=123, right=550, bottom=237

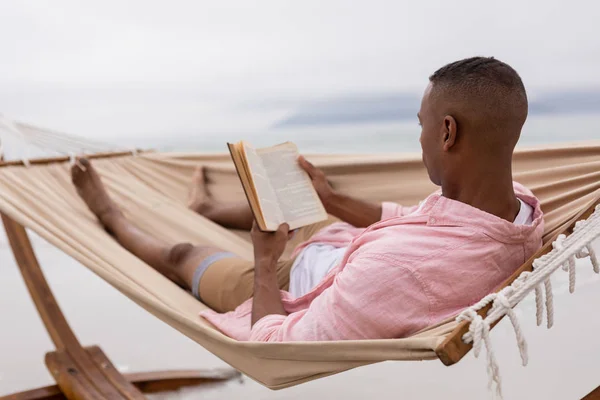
left=298, top=156, right=315, bottom=177
left=252, top=221, right=289, bottom=236
left=278, top=223, right=290, bottom=234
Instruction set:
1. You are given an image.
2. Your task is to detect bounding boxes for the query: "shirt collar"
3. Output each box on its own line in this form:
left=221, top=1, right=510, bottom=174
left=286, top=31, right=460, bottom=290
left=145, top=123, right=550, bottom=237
left=399, top=186, right=544, bottom=244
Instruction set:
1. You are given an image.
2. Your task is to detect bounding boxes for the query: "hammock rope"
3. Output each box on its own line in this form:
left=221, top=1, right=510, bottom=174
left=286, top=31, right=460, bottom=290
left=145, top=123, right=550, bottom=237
left=457, top=204, right=600, bottom=398
left=0, top=114, right=133, bottom=162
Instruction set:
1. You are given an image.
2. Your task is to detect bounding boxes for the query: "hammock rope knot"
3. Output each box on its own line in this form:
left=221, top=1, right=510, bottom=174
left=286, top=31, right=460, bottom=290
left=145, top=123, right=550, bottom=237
left=575, top=221, right=600, bottom=272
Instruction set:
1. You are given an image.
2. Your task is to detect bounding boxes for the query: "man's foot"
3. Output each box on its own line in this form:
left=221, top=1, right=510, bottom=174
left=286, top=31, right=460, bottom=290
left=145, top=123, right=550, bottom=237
left=71, top=158, right=122, bottom=228
left=187, top=166, right=216, bottom=214
left=187, top=166, right=254, bottom=230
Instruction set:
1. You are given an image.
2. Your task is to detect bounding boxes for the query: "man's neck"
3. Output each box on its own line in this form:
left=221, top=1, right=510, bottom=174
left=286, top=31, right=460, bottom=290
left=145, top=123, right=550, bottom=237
left=441, top=169, right=520, bottom=223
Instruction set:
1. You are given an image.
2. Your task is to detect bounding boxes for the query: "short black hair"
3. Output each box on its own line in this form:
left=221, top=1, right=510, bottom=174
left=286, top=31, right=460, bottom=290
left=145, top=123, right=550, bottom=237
left=428, top=57, right=528, bottom=142
left=429, top=56, right=526, bottom=97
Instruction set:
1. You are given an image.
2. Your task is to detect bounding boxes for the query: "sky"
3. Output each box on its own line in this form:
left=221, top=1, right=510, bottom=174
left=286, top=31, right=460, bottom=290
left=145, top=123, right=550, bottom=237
left=0, top=0, right=599, bottom=143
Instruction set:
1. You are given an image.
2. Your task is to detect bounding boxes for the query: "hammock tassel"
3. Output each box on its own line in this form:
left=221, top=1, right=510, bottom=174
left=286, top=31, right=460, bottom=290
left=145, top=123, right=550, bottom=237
left=531, top=260, right=545, bottom=327
left=534, top=284, right=544, bottom=326
left=567, top=255, right=577, bottom=293
left=589, top=245, right=599, bottom=273
left=544, top=278, right=554, bottom=328
left=458, top=309, right=503, bottom=398
left=494, top=292, right=528, bottom=366
left=457, top=203, right=600, bottom=399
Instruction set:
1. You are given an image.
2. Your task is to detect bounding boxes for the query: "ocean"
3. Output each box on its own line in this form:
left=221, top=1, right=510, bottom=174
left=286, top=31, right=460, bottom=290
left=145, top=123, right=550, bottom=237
left=111, top=113, right=600, bottom=155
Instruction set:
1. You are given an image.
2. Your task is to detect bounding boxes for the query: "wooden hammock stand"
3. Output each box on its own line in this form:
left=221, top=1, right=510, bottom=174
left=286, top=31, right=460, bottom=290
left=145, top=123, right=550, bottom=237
left=0, top=151, right=599, bottom=399
left=0, top=152, right=239, bottom=400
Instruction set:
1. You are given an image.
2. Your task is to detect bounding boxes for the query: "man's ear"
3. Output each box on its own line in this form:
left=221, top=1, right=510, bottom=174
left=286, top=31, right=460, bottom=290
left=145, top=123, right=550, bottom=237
left=442, top=115, right=457, bottom=151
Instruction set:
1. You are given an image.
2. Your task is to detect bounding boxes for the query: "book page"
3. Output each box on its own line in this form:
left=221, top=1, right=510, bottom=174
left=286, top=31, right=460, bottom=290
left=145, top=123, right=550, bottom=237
left=241, top=142, right=285, bottom=231
left=257, top=142, right=327, bottom=230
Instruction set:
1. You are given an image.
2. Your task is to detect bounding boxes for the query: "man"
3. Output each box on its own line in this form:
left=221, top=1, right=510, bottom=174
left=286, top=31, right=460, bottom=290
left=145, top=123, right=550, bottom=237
left=72, top=56, right=544, bottom=342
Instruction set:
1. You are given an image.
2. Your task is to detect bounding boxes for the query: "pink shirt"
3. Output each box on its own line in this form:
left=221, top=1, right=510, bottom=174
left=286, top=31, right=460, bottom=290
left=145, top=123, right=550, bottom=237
left=200, top=182, right=544, bottom=342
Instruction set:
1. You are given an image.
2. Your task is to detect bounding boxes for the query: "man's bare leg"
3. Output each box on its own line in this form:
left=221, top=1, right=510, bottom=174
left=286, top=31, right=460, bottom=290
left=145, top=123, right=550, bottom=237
left=187, top=167, right=254, bottom=231
left=72, top=159, right=224, bottom=291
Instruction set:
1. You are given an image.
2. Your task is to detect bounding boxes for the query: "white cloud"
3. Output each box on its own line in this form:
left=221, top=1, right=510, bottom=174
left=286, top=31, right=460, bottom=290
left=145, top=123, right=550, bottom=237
left=0, top=0, right=598, bottom=139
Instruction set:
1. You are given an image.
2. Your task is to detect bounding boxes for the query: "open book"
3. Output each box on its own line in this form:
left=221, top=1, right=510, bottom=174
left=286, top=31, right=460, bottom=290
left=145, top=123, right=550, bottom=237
left=227, top=141, right=327, bottom=231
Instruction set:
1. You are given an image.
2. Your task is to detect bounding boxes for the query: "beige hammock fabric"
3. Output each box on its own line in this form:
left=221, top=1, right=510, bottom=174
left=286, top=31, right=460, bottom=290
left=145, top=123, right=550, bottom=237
left=0, top=141, right=599, bottom=389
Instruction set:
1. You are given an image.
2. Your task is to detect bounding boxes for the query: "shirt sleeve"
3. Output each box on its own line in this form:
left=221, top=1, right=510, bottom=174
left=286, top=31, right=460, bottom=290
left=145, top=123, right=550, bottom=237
left=249, top=255, right=431, bottom=342
left=380, top=202, right=419, bottom=220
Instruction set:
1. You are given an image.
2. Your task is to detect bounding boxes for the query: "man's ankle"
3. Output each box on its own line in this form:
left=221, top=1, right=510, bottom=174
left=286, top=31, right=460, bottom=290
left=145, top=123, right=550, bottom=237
left=99, top=207, right=123, bottom=229
left=193, top=199, right=215, bottom=216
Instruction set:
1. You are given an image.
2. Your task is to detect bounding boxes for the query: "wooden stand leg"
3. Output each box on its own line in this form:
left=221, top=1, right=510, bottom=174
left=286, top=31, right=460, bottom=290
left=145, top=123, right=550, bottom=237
left=583, top=385, right=600, bottom=400
left=1, top=365, right=239, bottom=400
left=0, top=214, right=239, bottom=400
left=0, top=387, right=65, bottom=400
left=0, top=369, right=240, bottom=400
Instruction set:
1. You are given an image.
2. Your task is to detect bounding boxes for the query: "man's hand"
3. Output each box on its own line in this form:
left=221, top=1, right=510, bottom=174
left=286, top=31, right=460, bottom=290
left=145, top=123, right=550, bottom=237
left=251, top=222, right=290, bottom=264
left=299, top=155, right=383, bottom=228
left=298, top=155, right=335, bottom=207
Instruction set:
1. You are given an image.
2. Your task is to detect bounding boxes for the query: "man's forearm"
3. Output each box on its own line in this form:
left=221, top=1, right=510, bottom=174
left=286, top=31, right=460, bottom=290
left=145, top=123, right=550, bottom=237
left=251, top=257, right=287, bottom=327
left=324, top=192, right=382, bottom=228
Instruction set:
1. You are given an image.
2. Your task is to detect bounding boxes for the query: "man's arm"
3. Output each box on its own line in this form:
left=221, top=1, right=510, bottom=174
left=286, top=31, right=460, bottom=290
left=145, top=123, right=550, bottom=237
left=322, top=191, right=382, bottom=228
left=298, top=156, right=382, bottom=227
left=252, top=256, right=287, bottom=326
left=250, top=223, right=289, bottom=326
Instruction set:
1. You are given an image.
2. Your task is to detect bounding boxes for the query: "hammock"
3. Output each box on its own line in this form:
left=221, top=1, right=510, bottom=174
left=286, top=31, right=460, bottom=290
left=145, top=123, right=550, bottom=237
left=1, top=117, right=599, bottom=396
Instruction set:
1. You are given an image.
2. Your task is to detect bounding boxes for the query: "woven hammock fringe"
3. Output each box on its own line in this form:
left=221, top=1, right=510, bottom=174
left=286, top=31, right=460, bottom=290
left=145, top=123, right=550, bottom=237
left=456, top=204, right=600, bottom=399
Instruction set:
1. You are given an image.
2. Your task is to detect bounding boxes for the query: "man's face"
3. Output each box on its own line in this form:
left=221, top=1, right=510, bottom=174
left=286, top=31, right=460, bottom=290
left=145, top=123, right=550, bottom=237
left=418, top=83, right=443, bottom=186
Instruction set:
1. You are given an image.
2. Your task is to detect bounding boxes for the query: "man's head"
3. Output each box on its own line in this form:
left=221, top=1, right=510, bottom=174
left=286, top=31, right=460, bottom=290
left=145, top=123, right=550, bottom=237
left=418, top=57, right=528, bottom=186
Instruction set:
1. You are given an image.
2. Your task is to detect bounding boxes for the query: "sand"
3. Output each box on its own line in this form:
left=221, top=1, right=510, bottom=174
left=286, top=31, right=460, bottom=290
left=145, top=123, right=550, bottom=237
left=1, top=232, right=599, bottom=399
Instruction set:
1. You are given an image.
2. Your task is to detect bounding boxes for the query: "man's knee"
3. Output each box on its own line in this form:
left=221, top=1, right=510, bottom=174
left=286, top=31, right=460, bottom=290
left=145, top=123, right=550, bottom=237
left=166, top=242, right=194, bottom=267
left=203, top=266, right=254, bottom=312
left=233, top=272, right=254, bottom=299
